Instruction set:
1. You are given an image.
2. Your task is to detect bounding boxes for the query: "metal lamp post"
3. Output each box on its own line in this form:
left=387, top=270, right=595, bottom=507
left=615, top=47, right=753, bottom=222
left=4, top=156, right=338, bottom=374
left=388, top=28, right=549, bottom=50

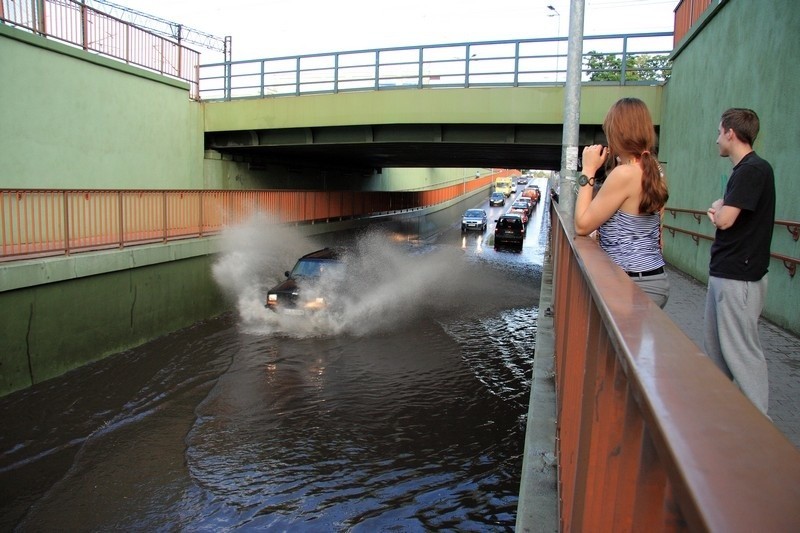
left=547, top=5, right=561, bottom=82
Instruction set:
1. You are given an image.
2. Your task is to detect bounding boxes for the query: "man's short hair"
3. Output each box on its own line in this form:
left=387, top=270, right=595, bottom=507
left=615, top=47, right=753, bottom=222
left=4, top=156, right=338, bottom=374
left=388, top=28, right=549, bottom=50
left=721, top=108, right=760, bottom=146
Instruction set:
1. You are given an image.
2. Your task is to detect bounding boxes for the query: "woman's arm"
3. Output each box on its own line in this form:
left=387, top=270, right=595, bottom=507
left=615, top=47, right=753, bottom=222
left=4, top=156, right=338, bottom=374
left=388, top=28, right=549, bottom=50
left=574, top=169, right=633, bottom=235
left=574, top=145, right=633, bottom=236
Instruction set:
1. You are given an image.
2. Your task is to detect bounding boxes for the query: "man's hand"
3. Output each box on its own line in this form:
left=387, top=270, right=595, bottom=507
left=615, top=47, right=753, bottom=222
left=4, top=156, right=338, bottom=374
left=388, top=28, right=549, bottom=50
left=707, top=199, right=722, bottom=225
left=707, top=199, right=740, bottom=229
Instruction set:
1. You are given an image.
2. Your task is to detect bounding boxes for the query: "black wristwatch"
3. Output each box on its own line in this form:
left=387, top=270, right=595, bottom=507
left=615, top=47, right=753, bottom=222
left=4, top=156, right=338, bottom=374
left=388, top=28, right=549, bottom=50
left=578, top=174, right=595, bottom=187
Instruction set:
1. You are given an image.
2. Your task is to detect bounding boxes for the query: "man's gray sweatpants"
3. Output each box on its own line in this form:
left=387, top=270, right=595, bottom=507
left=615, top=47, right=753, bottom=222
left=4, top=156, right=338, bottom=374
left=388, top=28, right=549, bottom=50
left=704, top=275, right=769, bottom=415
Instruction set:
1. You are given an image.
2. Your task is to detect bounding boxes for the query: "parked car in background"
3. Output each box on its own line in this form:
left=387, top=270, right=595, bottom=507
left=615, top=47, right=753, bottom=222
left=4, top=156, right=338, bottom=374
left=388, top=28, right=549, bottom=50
left=494, top=214, right=525, bottom=251
left=515, top=196, right=534, bottom=216
left=461, top=209, right=488, bottom=232
left=508, top=201, right=530, bottom=225
left=266, top=248, right=345, bottom=315
left=521, top=185, right=541, bottom=204
left=489, top=192, right=506, bottom=206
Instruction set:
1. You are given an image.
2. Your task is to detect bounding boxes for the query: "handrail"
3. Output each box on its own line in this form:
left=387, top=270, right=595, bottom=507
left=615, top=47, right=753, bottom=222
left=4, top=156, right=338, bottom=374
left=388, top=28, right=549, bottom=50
left=197, top=32, right=673, bottom=101
left=0, top=171, right=512, bottom=264
left=548, top=202, right=800, bottom=531
left=0, top=0, right=200, bottom=98
left=664, top=207, right=800, bottom=277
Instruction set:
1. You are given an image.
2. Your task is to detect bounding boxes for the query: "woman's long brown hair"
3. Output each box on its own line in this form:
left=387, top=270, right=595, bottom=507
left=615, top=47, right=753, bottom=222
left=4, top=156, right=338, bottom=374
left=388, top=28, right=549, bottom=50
left=602, top=97, right=668, bottom=214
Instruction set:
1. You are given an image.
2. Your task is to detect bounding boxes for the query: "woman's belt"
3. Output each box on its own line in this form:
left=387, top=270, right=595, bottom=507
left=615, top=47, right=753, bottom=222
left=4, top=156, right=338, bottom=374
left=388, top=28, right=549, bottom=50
left=625, top=266, right=665, bottom=278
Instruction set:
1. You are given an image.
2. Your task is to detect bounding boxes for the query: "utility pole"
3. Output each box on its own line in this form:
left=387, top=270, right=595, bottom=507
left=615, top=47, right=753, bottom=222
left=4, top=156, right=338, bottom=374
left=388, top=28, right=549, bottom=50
left=557, top=0, right=586, bottom=218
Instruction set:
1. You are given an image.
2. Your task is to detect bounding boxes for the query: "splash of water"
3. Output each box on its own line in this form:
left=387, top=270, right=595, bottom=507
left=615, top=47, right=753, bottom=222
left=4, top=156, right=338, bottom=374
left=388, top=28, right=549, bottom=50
left=212, top=214, right=530, bottom=337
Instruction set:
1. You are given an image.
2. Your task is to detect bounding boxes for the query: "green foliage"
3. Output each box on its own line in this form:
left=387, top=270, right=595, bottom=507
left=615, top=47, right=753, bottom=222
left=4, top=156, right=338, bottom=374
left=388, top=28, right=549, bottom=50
left=584, top=51, right=672, bottom=82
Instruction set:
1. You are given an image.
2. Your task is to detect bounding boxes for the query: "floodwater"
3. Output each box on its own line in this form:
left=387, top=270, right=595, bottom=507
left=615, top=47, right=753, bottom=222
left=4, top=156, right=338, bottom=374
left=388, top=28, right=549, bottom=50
left=1, top=184, right=550, bottom=531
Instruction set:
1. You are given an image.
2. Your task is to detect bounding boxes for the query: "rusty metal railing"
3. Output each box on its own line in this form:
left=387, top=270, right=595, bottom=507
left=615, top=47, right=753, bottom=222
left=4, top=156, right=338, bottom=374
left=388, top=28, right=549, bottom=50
left=0, top=172, right=504, bottom=263
left=673, top=0, right=714, bottom=46
left=549, top=203, right=800, bottom=531
left=0, top=0, right=200, bottom=98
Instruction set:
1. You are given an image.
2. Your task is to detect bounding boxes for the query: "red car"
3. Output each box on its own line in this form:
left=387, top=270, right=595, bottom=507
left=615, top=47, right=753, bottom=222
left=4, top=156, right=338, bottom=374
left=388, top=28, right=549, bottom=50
left=508, top=202, right=530, bottom=225
left=521, top=186, right=541, bottom=204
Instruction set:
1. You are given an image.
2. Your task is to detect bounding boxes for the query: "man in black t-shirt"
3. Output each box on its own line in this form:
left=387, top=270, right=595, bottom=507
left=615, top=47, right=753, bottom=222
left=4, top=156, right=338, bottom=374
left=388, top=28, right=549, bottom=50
left=705, top=108, right=775, bottom=416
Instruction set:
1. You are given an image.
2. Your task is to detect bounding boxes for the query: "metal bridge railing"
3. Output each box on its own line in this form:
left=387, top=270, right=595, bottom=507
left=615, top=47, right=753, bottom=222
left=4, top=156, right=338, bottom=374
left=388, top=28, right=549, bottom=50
left=548, top=203, right=800, bottom=531
left=198, top=32, right=673, bottom=101
left=0, top=0, right=200, bottom=98
left=0, top=171, right=509, bottom=263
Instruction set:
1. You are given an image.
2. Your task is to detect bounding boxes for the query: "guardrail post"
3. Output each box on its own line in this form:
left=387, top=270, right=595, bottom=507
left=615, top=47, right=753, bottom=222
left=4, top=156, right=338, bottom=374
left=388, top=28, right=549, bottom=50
left=418, top=48, right=424, bottom=88
left=620, top=36, right=628, bottom=85
left=80, top=0, right=89, bottom=50
left=63, top=191, right=70, bottom=256
left=295, top=56, right=301, bottom=96
left=334, top=53, right=339, bottom=93
left=162, top=191, right=167, bottom=242
left=464, top=44, right=471, bottom=88
left=374, top=50, right=380, bottom=90
left=118, top=191, right=124, bottom=248
left=31, top=0, right=47, bottom=35
left=260, top=59, right=265, bottom=98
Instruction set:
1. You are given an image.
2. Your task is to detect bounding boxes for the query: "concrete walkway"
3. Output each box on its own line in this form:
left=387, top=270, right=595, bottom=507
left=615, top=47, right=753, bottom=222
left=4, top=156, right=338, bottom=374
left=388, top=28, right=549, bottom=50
left=515, top=262, right=800, bottom=532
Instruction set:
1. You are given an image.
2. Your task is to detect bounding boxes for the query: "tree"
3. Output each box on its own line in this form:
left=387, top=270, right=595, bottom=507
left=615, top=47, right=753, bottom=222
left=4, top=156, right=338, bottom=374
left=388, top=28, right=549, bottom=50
left=584, top=51, right=672, bottom=82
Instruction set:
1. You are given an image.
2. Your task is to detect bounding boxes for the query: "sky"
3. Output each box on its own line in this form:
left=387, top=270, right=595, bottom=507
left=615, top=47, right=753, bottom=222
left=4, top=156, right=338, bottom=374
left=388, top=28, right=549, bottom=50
left=100, top=0, right=679, bottom=63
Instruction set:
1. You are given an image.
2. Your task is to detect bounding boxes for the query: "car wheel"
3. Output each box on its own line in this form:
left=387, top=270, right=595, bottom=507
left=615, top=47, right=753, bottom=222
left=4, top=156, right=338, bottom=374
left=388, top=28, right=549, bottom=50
left=482, top=223, right=487, bottom=232
left=461, top=225, right=466, bottom=232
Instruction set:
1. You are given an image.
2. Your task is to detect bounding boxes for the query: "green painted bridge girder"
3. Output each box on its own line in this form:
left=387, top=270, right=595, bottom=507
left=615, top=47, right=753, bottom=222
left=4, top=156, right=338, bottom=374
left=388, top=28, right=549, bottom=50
left=203, top=85, right=663, bottom=170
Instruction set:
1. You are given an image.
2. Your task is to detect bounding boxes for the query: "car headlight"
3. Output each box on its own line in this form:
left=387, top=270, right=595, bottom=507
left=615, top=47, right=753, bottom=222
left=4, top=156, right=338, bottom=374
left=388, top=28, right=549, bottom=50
left=304, top=297, right=326, bottom=310
left=268, top=294, right=277, bottom=302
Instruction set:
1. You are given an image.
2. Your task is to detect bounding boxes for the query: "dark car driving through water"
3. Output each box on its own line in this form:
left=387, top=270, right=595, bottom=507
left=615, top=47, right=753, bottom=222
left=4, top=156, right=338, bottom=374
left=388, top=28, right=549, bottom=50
left=494, top=214, right=525, bottom=251
left=266, top=248, right=345, bottom=315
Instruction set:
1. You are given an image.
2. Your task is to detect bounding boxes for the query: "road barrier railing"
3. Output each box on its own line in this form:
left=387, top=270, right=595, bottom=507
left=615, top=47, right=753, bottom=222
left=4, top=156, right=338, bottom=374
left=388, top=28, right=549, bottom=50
left=548, top=202, right=800, bottom=531
left=0, top=172, right=507, bottom=263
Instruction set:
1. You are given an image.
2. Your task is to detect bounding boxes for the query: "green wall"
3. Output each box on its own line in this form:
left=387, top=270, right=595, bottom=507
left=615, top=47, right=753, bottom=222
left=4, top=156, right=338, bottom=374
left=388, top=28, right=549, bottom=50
left=660, top=0, right=799, bottom=332
left=0, top=251, right=227, bottom=396
left=0, top=24, right=204, bottom=190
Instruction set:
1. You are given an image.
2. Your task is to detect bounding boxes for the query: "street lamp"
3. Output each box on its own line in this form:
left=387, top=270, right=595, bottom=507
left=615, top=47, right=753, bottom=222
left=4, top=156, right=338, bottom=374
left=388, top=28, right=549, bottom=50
left=547, top=5, right=561, bottom=82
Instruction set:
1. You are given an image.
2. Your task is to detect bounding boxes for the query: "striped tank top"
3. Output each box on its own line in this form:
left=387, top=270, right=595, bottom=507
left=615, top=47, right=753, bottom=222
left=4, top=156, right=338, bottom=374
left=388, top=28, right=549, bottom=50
left=598, top=210, right=665, bottom=273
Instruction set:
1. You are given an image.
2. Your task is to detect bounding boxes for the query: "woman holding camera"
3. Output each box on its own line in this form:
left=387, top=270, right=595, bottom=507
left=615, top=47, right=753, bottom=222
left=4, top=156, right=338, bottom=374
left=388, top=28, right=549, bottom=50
left=574, top=97, right=670, bottom=308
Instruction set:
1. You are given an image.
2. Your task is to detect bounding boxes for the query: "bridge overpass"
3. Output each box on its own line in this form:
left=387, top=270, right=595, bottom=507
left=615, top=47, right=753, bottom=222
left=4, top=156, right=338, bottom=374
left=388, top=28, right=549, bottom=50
left=199, top=34, right=668, bottom=173
left=203, top=85, right=662, bottom=171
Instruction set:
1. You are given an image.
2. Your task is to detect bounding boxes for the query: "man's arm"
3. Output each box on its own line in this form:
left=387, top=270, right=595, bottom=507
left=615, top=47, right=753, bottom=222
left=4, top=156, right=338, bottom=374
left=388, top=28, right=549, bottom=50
left=707, top=198, right=741, bottom=229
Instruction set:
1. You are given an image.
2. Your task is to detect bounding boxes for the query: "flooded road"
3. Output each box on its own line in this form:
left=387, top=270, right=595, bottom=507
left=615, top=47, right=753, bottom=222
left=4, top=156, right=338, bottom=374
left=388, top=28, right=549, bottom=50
left=1, top=183, right=550, bottom=531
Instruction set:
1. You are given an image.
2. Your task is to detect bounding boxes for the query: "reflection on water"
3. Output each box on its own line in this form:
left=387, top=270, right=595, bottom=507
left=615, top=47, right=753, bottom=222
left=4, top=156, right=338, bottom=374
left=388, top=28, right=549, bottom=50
left=0, top=197, right=547, bottom=531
